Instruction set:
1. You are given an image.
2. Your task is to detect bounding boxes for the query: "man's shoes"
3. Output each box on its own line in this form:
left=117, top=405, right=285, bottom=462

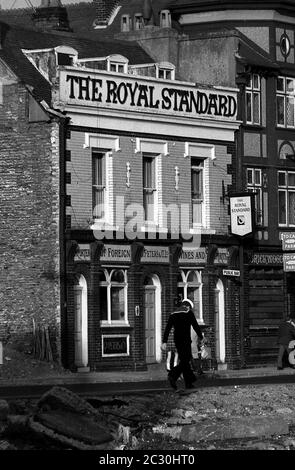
left=277, top=366, right=283, bottom=370
left=168, top=375, right=177, bottom=390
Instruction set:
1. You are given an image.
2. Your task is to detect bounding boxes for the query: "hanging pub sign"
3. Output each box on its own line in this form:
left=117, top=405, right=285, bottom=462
left=283, top=253, right=295, bottom=272
left=281, top=232, right=295, bottom=251
left=229, top=193, right=254, bottom=237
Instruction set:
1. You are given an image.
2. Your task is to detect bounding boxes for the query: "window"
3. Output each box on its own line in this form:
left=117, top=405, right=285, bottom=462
left=191, top=158, right=204, bottom=226
left=278, top=171, right=295, bottom=226
left=277, top=76, right=295, bottom=127
left=121, top=14, right=131, bottom=32
left=247, top=168, right=263, bottom=226
left=100, top=269, right=128, bottom=324
left=159, top=10, right=171, bottom=28
left=177, top=270, right=203, bottom=322
left=107, top=55, right=128, bottom=73
left=134, top=13, right=144, bottom=30
left=92, top=151, right=106, bottom=220
left=246, top=74, right=261, bottom=125
left=156, top=63, right=175, bottom=80
left=143, top=154, right=156, bottom=222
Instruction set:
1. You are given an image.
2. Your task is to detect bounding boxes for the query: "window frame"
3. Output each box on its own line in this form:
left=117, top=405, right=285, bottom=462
left=246, top=168, right=263, bottom=226
left=191, top=158, right=205, bottom=227
left=177, top=270, right=203, bottom=323
left=143, top=153, right=158, bottom=224
left=278, top=170, right=295, bottom=226
left=276, top=76, right=295, bottom=128
left=99, top=269, right=128, bottom=326
left=92, top=151, right=106, bottom=221
left=245, top=73, right=261, bottom=125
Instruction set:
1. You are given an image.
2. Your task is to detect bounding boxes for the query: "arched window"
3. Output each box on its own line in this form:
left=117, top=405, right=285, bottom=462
left=177, top=270, right=203, bottom=322
left=99, top=269, right=128, bottom=324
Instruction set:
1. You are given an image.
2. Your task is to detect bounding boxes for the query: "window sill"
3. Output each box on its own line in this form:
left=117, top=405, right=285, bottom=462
left=190, top=227, right=216, bottom=235
left=100, top=322, right=130, bottom=328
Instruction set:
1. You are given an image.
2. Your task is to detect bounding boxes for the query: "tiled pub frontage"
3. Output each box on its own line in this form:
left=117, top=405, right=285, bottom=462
left=64, top=238, right=242, bottom=372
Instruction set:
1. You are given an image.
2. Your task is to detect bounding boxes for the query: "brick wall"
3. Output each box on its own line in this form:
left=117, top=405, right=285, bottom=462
left=0, top=82, right=61, bottom=357
left=66, top=130, right=232, bottom=236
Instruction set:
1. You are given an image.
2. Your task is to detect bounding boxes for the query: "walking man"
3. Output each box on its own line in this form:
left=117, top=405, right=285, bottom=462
left=161, top=298, right=204, bottom=390
left=277, top=315, right=295, bottom=370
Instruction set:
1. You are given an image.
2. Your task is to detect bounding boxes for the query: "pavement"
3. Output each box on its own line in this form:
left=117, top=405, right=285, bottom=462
left=1, top=362, right=295, bottom=388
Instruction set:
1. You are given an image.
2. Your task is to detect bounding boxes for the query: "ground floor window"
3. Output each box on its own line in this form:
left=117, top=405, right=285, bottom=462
left=99, top=269, right=128, bottom=325
left=177, top=270, right=203, bottom=322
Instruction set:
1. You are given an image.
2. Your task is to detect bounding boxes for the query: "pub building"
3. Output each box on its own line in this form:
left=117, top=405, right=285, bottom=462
left=59, top=60, right=240, bottom=371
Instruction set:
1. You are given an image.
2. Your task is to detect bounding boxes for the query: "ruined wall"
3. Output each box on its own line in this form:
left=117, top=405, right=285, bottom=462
left=0, top=79, right=61, bottom=358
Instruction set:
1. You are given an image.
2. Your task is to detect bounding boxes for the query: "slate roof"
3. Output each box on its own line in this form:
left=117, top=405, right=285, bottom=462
left=0, top=21, right=154, bottom=106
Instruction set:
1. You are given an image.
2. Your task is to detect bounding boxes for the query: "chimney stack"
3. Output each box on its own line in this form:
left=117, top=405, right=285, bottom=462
left=32, top=0, right=72, bottom=32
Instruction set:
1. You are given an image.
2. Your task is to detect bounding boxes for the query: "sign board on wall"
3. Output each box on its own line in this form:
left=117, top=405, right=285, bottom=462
left=229, top=194, right=253, bottom=236
left=141, top=246, right=170, bottom=263
left=249, top=253, right=283, bottom=266
left=283, top=253, right=295, bottom=272
left=179, top=247, right=207, bottom=264
left=281, top=232, right=295, bottom=251
left=57, top=69, right=237, bottom=121
left=223, top=269, right=240, bottom=277
left=102, top=335, right=129, bottom=357
left=100, top=245, right=131, bottom=263
left=214, top=248, right=230, bottom=265
left=74, top=244, right=91, bottom=262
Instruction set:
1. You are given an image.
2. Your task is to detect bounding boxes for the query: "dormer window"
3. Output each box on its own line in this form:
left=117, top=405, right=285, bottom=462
left=55, top=46, right=78, bottom=66
left=107, top=55, right=129, bottom=74
left=121, top=14, right=131, bottom=32
left=134, top=13, right=144, bottom=30
left=156, top=62, right=175, bottom=80
left=159, top=9, right=171, bottom=28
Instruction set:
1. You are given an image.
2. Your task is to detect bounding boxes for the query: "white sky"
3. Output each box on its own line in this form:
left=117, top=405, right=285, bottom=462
left=1, top=0, right=91, bottom=9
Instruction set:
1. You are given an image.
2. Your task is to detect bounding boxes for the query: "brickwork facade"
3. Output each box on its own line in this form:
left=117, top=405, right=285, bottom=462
left=0, top=79, right=61, bottom=357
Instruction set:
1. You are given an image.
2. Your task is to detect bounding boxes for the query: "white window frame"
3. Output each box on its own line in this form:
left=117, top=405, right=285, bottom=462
left=156, top=62, right=175, bottom=80
left=177, top=270, right=203, bottom=323
left=191, top=158, right=205, bottom=227
left=247, top=168, right=263, bottom=226
left=107, top=55, right=129, bottom=74
left=134, top=13, right=144, bottom=30
left=121, top=14, right=131, bottom=32
left=276, top=76, right=295, bottom=128
left=278, top=170, right=295, bottom=226
left=100, top=269, right=129, bottom=326
left=246, top=73, right=261, bottom=125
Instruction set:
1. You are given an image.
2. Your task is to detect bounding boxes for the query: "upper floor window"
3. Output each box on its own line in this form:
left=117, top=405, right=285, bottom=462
left=100, top=269, right=128, bottom=325
left=191, top=158, right=204, bottom=226
left=246, top=73, right=261, bottom=125
left=156, top=62, right=175, bottom=80
left=278, top=170, right=295, bottom=226
left=143, top=154, right=157, bottom=223
left=121, top=14, right=131, bottom=32
left=92, top=151, right=106, bottom=220
left=159, top=10, right=171, bottom=28
left=134, top=13, right=144, bottom=30
left=277, top=76, right=295, bottom=128
left=107, top=55, right=128, bottom=74
left=247, top=168, right=263, bottom=226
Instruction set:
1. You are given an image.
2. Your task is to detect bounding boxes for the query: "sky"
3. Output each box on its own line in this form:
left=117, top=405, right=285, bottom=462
left=1, top=0, right=91, bottom=9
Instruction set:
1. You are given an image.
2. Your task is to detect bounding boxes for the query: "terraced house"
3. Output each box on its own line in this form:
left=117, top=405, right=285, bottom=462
left=49, top=0, right=295, bottom=368
left=0, top=0, right=242, bottom=373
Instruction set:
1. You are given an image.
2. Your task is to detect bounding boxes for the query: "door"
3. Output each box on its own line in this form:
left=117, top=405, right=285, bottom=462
left=144, top=287, right=156, bottom=363
left=215, top=279, right=226, bottom=365
left=74, top=275, right=88, bottom=368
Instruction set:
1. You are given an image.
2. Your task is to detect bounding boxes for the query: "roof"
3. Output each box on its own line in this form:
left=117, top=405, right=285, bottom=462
left=168, top=0, right=295, bottom=16
left=0, top=21, right=154, bottom=105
